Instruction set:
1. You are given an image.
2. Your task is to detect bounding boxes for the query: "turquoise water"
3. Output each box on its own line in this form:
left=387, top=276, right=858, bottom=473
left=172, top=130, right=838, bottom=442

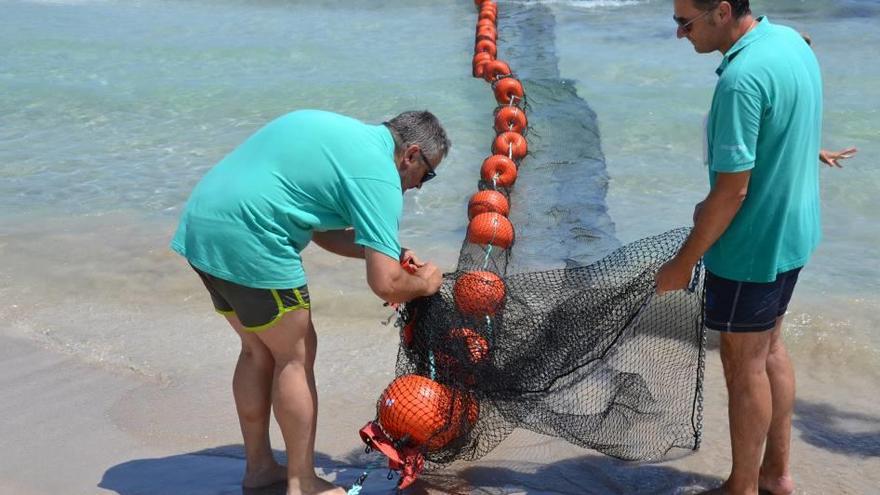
left=5, top=0, right=876, bottom=355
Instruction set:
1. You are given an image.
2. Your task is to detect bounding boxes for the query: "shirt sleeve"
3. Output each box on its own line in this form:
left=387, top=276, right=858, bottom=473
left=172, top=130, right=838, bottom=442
left=342, top=178, right=403, bottom=260
left=709, top=88, right=763, bottom=173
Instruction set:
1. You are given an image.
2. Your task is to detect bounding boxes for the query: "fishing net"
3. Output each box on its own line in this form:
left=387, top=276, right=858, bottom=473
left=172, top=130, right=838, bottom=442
left=379, top=228, right=705, bottom=467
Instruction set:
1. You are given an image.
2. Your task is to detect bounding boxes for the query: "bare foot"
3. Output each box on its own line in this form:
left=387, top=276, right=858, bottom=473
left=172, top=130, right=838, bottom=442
left=758, top=473, right=795, bottom=495
left=243, top=462, right=288, bottom=489
left=287, top=475, right=346, bottom=495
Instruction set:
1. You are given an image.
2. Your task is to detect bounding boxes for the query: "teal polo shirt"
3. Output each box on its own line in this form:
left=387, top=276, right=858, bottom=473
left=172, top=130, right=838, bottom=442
left=171, top=110, right=403, bottom=288
left=705, top=17, right=823, bottom=283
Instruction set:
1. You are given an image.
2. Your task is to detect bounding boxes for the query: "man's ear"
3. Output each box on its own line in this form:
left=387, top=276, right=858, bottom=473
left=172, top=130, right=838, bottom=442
left=718, top=1, right=732, bottom=23
left=404, top=144, right=419, bottom=163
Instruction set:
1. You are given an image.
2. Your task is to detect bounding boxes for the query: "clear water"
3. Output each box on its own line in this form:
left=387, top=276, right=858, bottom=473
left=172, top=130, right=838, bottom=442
left=1, top=0, right=878, bottom=491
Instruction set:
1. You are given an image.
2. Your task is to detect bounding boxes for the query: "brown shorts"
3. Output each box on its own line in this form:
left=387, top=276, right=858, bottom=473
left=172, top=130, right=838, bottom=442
left=191, top=265, right=310, bottom=332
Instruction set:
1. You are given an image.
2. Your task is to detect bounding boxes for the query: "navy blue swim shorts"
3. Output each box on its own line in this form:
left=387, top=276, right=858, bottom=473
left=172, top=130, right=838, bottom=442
left=704, top=267, right=802, bottom=333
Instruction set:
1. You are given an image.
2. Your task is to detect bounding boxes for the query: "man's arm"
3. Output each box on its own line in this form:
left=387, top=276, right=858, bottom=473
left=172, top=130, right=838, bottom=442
left=365, top=248, right=442, bottom=304
left=655, top=170, right=751, bottom=293
left=311, top=229, right=365, bottom=259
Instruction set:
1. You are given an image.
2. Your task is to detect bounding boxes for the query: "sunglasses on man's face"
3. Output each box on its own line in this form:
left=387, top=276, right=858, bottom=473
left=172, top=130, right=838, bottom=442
left=418, top=150, right=436, bottom=184
left=673, top=9, right=712, bottom=34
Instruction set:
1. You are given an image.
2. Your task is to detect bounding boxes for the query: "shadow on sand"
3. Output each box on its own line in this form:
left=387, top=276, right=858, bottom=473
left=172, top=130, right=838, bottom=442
left=99, top=446, right=387, bottom=495
left=101, top=444, right=722, bottom=495
left=410, top=454, right=722, bottom=495
left=794, top=399, right=880, bottom=457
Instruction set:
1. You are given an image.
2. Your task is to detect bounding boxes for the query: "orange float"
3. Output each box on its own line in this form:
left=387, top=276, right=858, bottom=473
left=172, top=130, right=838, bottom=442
left=493, top=131, right=528, bottom=160
left=481, top=60, right=511, bottom=82
left=449, top=327, right=489, bottom=364
left=493, top=77, right=525, bottom=106
left=475, top=39, right=497, bottom=58
left=378, top=374, right=479, bottom=451
left=472, top=52, right=493, bottom=78
left=454, top=271, right=506, bottom=317
left=468, top=190, right=509, bottom=219
left=477, top=18, right=495, bottom=31
left=476, top=26, right=496, bottom=42
left=494, top=106, right=528, bottom=134
left=435, top=328, right=490, bottom=385
left=477, top=1, right=496, bottom=11
left=467, top=212, right=514, bottom=249
left=480, top=154, right=518, bottom=188
left=479, top=9, right=496, bottom=23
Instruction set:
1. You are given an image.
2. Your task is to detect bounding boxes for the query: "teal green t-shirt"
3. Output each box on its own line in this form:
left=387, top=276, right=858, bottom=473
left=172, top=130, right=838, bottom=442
left=705, top=17, right=823, bottom=282
left=171, top=110, right=403, bottom=288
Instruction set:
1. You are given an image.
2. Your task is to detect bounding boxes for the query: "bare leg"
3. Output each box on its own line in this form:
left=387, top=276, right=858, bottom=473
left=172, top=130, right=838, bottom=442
left=759, top=317, right=796, bottom=495
left=712, top=331, right=774, bottom=495
left=253, top=310, right=345, bottom=495
left=226, top=315, right=287, bottom=488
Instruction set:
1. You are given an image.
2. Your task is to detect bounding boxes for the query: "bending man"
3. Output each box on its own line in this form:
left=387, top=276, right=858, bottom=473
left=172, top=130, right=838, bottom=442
left=171, top=109, right=449, bottom=495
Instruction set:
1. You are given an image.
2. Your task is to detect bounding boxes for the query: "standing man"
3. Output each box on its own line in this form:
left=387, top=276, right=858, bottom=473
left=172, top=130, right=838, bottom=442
left=656, top=2, right=822, bottom=495
left=171, top=109, right=449, bottom=495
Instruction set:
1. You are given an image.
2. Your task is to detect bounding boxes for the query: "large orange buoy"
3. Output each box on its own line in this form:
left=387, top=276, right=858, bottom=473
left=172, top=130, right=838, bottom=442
left=479, top=9, right=496, bottom=23
left=493, top=131, right=528, bottom=160
left=378, top=375, right=479, bottom=451
left=472, top=52, right=493, bottom=78
left=493, top=77, right=525, bottom=106
left=454, top=271, right=506, bottom=317
left=480, top=154, right=518, bottom=188
left=482, top=60, right=511, bottom=82
left=468, top=190, right=509, bottom=219
left=467, top=212, right=514, bottom=249
left=475, top=39, right=497, bottom=58
left=494, top=106, right=528, bottom=134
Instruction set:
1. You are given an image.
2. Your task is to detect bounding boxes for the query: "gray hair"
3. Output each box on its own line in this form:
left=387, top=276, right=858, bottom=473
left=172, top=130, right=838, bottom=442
left=385, top=110, right=451, bottom=163
left=691, top=0, right=750, bottom=18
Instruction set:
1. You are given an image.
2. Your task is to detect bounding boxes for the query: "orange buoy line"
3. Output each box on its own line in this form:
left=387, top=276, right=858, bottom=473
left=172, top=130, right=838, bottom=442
left=353, top=2, right=528, bottom=492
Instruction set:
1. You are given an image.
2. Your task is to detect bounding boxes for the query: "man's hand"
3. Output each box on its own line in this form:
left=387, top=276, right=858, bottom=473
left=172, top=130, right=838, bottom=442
left=413, top=262, right=442, bottom=296
left=655, top=256, right=695, bottom=295
left=819, top=147, right=857, bottom=168
left=400, top=248, right=425, bottom=268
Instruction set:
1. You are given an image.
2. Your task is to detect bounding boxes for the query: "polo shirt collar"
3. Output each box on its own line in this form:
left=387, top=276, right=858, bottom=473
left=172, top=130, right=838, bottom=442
left=716, top=15, right=770, bottom=76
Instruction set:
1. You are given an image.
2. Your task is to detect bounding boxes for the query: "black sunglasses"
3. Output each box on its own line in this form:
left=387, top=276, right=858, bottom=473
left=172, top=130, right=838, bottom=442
left=418, top=150, right=437, bottom=184
left=673, top=9, right=712, bottom=34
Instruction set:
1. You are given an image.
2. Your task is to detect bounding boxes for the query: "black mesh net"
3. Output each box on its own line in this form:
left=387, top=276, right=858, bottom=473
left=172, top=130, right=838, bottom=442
left=377, top=228, right=706, bottom=466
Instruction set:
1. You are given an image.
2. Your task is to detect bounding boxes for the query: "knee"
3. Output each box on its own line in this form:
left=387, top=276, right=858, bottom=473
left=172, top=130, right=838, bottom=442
left=721, top=353, right=767, bottom=387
